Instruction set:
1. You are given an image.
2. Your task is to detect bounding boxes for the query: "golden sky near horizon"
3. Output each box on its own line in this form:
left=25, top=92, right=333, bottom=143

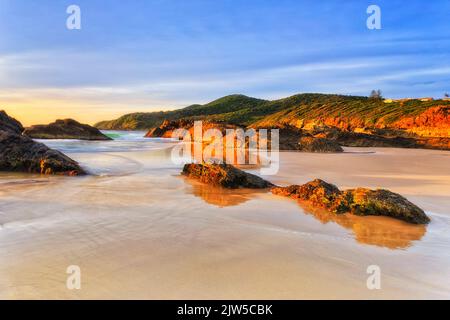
left=0, top=88, right=186, bottom=127
left=2, top=102, right=127, bottom=127
left=1, top=99, right=178, bottom=127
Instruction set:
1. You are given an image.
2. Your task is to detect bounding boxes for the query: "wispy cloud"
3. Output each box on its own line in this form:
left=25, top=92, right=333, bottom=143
left=1, top=0, right=450, bottom=125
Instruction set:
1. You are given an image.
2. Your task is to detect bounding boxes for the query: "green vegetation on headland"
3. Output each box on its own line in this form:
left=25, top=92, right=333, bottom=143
left=94, top=93, right=450, bottom=131
left=95, top=93, right=450, bottom=151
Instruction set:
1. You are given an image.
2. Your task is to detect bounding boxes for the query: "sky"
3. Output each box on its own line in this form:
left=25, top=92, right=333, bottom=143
left=1, top=0, right=450, bottom=126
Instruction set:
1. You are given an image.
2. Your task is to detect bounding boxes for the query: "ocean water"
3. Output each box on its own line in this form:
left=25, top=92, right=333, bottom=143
left=36, top=131, right=176, bottom=154
left=0, top=132, right=449, bottom=299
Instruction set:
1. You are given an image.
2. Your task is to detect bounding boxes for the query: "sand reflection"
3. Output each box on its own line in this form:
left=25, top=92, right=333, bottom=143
left=298, top=202, right=427, bottom=249
left=183, top=177, right=266, bottom=207
left=183, top=176, right=426, bottom=249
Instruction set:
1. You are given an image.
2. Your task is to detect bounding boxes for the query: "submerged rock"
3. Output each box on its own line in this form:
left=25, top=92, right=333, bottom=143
left=182, top=163, right=274, bottom=189
left=0, top=111, right=85, bottom=175
left=24, top=119, right=112, bottom=141
left=272, top=179, right=430, bottom=224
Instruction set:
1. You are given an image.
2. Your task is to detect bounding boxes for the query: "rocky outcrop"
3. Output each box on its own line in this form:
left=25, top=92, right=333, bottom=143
left=314, top=128, right=419, bottom=148
left=182, top=163, right=274, bottom=189
left=145, top=119, right=194, bottom=138
left=311, top=127, right=450, bottom=151
left=0, top=111, right=85, bottom=175
left=24, top=119, right=112, bottom=141
left=261, top=128, right=343, bottom=152
left=272, top=179, right=430, bottom=224
left=296, top=136, right=343, bottom=152
left=392, top=106, right=450, bottom=138
left=0, top=111, right=24, bottom=134
left=145, top=119, right=238, bottom=139
left=147, top=120, right=343, bottom=152
left=181, top=161, right=429, bottom=224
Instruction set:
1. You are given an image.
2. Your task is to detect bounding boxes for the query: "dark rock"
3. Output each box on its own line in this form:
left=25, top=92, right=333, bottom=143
left=255, top=127, right=344, bottom=152
left=271, top=179, right=347, bottom=212
left=344, top=188, right=430, bottom=224
left=0, top=111, right=85, bottom=175
left=272, top=179, right=430, bottom=224
left=297, top=136, right=343, bottom=152
left=0, top=130, right=86, bottom=175
left=23, top=119, right=112, bottom=141
left=0, top=110, right=24, bottom=134
left=314, top=128, right=418, bottom=148
left=145, top=119, right=194, bottom=138
left=182, top=163, right=274, bottom=189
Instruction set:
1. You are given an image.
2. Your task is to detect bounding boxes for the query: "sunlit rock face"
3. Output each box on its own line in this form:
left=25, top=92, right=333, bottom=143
left=272, top=179, right=430, bottom=225
left=182, top=163, right=274, bottom=189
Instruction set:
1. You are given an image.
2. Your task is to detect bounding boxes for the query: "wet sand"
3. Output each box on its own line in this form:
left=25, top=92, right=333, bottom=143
left=0, top=143, right=449, bottom=299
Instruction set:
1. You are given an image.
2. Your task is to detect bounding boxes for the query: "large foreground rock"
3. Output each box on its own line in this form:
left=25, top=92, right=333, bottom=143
left=272, top=179, right=430, bottom=224
left=182, top=163, right=274, bottom=189
left=0, top=111, right=85, bottom=175
left=24, top=119, right=112, bottom=140
left=0, top=131, right=86, bottom=175
left=0, top=110, right=24, bottom=134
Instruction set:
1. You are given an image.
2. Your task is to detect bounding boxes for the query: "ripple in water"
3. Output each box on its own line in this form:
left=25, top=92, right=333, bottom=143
left=36, top=130, right=176, bottom=154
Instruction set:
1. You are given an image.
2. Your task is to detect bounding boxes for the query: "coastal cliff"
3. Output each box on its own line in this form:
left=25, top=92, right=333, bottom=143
left=95, top=93, right=450, bottom=151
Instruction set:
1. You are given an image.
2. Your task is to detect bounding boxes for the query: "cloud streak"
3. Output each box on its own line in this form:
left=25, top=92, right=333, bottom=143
left=1, top=1, right=450, bottom=125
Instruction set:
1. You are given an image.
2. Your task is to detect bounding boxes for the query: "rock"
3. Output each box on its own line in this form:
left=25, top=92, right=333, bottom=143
left=0, top=131, right=86, bottom=175
left=182, top=163, right=274, bottom=189
left=144, top=118, right=195, bottom=139
left=0, top=110, right=24, bottom=134
left=392, top=106, right=450, bottom=138
left=344, top=188, right=430, bottom=224
left=23, top=119, right=112, bottom=140
left=314, top=127, right=418, bottom=148
left=297, top=136, right=343, bottom=152
left=0, top=111, right=85, bottom=175
left=145, top=119, right=194, bottom=138
left=272, top=179, right=430, bottom=224
left=250, top=127, right=343, bottom=152
left=145, top=119, right=239, bottom=139
left=271, top=179, right=347, bottom=212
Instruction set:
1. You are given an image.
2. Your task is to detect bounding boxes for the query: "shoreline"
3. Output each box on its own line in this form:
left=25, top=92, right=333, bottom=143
left=0, top=140, right=449, bottom=299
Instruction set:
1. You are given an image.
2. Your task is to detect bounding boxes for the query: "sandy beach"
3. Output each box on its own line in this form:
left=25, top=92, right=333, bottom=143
left=0, top=132, right=449, bottom=299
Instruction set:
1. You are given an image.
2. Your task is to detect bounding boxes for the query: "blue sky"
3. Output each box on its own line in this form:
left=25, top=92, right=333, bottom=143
left=1, top=0, right=450, bottom=125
